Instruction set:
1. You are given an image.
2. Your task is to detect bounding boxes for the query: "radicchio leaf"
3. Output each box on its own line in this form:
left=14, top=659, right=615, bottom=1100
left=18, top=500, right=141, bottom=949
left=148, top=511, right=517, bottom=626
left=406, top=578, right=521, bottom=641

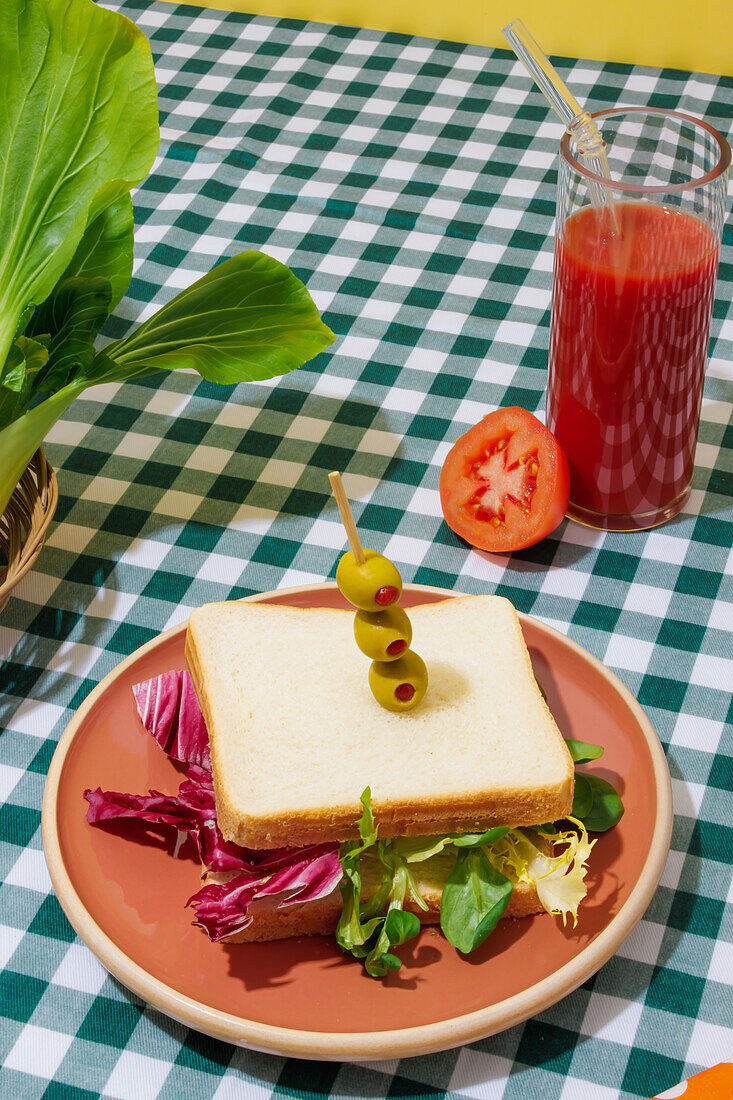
left=188, top=846, right=343, bottom=942
left=132, top=670, right=210, bottom=770
left=87, top=669, right=343, bottom=939
left=84, top=764, right=250, bottom=873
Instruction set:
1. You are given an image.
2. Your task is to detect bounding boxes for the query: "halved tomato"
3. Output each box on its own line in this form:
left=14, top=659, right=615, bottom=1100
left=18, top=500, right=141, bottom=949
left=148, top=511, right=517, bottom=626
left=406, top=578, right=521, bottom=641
left=439, top=407, right=570, bottom=553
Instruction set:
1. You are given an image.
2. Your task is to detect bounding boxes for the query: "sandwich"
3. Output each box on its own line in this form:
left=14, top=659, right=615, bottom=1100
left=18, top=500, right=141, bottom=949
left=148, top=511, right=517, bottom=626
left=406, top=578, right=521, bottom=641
left=85, top=594, right=622, bottom=977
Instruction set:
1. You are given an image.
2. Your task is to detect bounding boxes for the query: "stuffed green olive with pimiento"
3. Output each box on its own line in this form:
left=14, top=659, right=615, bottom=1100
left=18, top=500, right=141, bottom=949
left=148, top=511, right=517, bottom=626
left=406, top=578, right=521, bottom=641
left=353, top=605, right=412, bottom=661
left=335, top=549, right=402, bottom=612
left=368, top=651, right=428, bottom=712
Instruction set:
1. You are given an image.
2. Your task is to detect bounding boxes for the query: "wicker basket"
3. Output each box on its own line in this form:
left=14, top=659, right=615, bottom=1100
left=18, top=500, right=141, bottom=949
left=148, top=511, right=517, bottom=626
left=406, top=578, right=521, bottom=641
left=0, top=448, right=58, bottom=612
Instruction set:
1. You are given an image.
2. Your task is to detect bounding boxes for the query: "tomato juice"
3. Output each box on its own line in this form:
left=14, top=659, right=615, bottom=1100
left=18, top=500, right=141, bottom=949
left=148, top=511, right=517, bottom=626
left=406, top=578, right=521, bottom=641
left=547, top=201, right=719, bottom=528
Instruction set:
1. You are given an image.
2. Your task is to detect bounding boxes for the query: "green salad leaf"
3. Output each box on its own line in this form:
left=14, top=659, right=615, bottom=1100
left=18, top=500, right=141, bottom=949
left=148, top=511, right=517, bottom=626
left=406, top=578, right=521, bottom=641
left=577, top=775, right=624, bottom=832
left=335, top=788, right=381, bottom=956
left=440, top=847, right=513, bottom=953
left=336, top=768, right=619, bottom=977
left=336, top=791, right=515, bottom=973
left=336, top=735, right=625, bottom=977
left=565, top=738, right=605, bottom=764
left=564, top=739, right=624, bottom=832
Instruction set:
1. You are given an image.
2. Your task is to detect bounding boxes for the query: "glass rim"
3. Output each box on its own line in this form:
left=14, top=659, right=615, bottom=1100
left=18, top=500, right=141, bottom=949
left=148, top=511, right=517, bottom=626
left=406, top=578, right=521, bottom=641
left=559, top=106, right=731, bottom=195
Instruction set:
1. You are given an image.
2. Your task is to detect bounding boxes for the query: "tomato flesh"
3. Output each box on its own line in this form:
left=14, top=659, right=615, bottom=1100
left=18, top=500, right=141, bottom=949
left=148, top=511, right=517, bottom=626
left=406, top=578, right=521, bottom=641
left=467, top=440, right=539, bottom=522
left=439, top=407, right=570, bottom=553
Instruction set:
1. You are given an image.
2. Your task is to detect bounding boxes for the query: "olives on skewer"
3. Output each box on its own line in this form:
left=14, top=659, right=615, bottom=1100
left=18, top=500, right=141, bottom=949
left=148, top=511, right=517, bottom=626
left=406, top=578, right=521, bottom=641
left=328, top=471, right=428, bottom=713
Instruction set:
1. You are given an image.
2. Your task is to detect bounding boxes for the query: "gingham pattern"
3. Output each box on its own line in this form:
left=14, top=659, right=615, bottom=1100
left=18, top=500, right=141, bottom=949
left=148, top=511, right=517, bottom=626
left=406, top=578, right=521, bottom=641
left=1, top=1, right=731, bottom=1096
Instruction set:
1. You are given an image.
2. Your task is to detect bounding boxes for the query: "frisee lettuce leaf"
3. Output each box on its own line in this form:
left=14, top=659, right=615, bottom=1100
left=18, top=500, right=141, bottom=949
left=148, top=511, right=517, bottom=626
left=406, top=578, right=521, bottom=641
left=488, top=822, right=596, bottom=927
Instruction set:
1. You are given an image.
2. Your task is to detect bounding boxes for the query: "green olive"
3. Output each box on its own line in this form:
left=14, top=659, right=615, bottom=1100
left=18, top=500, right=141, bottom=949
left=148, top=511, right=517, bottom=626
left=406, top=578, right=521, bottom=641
left=368, top=650, right=428, bottom=712
left=354, top=605, right=413, bottom=661
left=336, top=548, right=403, bottom=612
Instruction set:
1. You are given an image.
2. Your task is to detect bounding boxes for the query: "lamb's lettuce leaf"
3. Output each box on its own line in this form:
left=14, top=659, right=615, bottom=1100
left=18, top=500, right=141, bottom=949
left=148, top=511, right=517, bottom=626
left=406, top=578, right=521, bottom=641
left=440, top=846, right=513, bottom=953
left=576, top=775, right=624, bottom=832
left=564, top=739, right=624, bottom=832
left=565, top=739, right=605, bottom=764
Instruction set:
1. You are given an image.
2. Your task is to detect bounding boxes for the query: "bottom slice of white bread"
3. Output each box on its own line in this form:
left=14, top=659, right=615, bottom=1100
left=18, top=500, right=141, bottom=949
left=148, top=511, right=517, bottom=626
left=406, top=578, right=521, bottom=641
left=210, top=848, right=545, bottom=944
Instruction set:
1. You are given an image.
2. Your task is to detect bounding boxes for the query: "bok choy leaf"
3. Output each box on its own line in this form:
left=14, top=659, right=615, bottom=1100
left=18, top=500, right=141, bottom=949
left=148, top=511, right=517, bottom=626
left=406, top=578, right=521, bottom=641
left=0, top=0, right=336, bottom=518
left=0, top=0, right=159, bottom=369
left=98, top=251, right=334, bottom=385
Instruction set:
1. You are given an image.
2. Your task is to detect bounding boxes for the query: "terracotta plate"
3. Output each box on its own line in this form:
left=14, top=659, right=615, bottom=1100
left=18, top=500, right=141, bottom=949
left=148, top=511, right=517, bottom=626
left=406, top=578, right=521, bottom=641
left=42, top=584, right=672, bottom=1060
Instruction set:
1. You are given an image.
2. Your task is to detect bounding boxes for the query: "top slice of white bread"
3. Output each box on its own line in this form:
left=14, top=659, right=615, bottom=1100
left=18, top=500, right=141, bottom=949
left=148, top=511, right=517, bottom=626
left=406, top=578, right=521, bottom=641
left=185, top=594, right=574, bottom=849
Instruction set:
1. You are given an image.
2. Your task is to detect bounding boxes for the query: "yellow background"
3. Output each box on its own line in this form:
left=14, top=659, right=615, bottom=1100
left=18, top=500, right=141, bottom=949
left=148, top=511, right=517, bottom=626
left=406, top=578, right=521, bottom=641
left=164, top=0, right=731, bottom=75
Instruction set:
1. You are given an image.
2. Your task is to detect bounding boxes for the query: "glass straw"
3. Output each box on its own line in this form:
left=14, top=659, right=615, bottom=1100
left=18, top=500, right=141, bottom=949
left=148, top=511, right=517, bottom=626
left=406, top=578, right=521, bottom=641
left=503, top=19, right=618, bottom=220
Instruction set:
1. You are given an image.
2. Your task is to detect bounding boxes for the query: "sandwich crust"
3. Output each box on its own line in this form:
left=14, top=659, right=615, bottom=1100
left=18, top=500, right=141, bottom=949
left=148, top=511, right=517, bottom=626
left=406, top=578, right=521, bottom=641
left=185, top=595, right=575, bottom=849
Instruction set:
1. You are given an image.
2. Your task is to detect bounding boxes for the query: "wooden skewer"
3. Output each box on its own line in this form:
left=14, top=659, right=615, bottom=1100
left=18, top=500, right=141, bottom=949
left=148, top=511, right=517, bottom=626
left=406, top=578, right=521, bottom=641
left=328, top=471, right=364, bottom=565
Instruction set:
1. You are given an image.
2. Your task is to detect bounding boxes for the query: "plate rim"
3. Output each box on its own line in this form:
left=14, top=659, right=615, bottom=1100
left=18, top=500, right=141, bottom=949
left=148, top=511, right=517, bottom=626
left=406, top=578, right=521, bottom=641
left=42, top=582, right=673, bottom=1061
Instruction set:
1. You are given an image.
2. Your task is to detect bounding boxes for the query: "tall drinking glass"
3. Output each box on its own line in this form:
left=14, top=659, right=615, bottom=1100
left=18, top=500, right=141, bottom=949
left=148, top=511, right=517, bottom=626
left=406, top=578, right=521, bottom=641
left=547, top=108, right=730, bottom=531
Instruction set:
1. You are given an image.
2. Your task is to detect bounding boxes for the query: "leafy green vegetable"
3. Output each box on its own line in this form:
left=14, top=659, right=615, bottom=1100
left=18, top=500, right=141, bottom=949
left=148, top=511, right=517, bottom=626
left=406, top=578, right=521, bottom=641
left=0, top=0, right=159, bottom=370
left=0, top=0, right=335, bottom=517
left=58, top=192, right=135, bottom=311
left=440, top=847, right=512, bottom=953
left=336, top=790, right=427, bottom=975
left=565, top=739, right=605, bottom=764
left=361, top=859, right=423, bottom=977
left=337, top=792, right=515, bottom=973
left=451, top=827, right=509, bottom=848
left=577, top=776, right=624, bottom=832
left=24, top=278, right=114, bottom=406
left=335, top=788, right=382, bottom=956
left=99, top=252, right=333, bottom=385
left=564, top=739, right=624, bottom=831
left=571, top=774, right=594, bottom=819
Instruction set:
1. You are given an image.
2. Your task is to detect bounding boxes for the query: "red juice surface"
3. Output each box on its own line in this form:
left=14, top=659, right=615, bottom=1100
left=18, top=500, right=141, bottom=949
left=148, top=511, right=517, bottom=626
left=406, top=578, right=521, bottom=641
left=547, top=202, right=719, bottom=523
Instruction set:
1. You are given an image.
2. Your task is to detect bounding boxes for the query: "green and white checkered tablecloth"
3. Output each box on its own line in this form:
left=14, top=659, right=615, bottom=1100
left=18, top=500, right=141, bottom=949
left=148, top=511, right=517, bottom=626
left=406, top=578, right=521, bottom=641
left=1, top=0, right=731, bottom=1096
